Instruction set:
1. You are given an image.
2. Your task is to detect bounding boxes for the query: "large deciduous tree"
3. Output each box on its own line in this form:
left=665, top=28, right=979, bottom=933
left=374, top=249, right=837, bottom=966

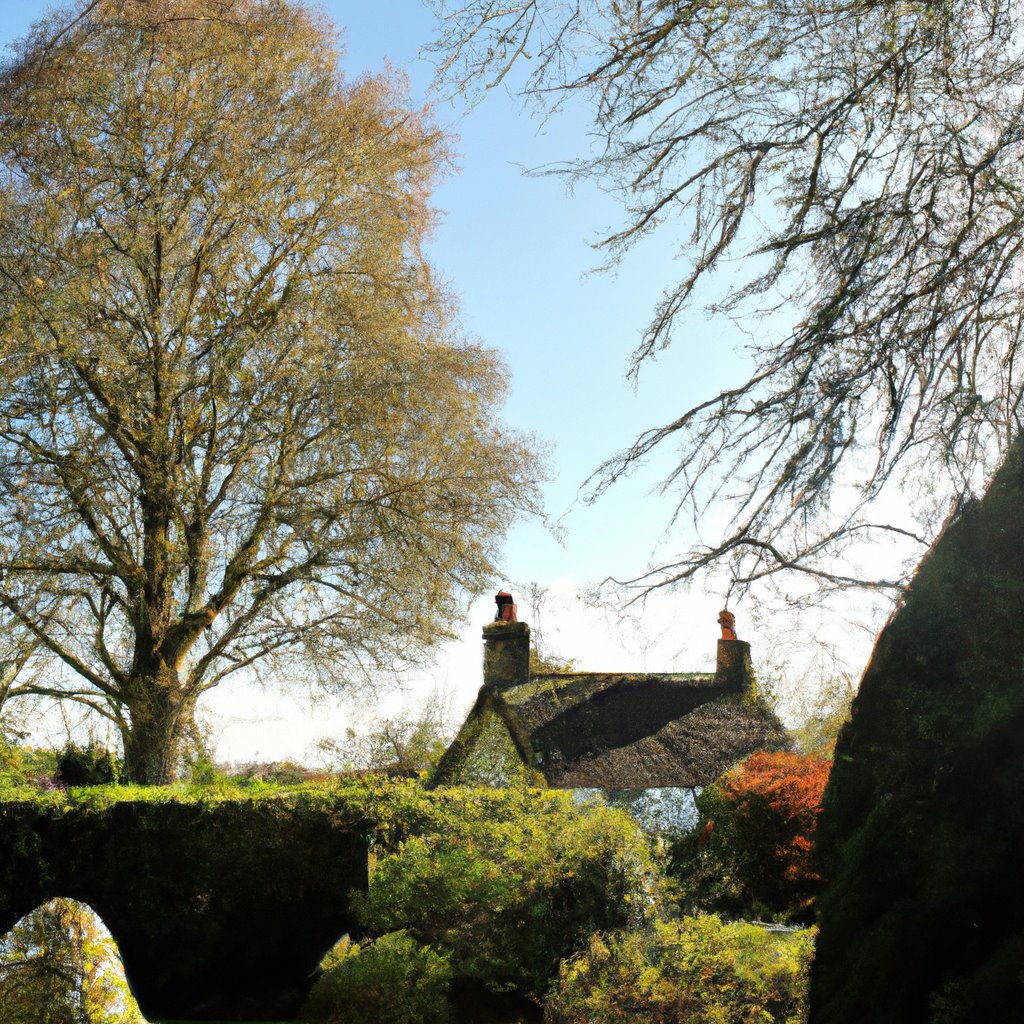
left=0, top=0, right=539, bottom=783
left=431, top=0, right=1024, bottom=595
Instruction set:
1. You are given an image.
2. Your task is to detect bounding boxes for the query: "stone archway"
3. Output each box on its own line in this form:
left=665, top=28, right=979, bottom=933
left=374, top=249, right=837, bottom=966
left=0, top=799, right=370, bottom=1020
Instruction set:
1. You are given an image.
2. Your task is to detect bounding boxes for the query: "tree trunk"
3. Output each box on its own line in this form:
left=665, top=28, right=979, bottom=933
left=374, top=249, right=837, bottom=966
left=122, top=673, right=192, bottom=785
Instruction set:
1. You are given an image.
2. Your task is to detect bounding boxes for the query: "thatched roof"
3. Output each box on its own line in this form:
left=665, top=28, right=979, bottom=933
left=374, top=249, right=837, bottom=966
left=518, top=672, right=788, bottom=787
left=430, top=637, right=788, bottom=789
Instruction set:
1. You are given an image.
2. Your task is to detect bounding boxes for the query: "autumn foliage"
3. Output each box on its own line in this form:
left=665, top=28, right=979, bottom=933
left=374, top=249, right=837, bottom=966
left=672, top=751, right=831, bottom=922
left=721, top=752, right=831, bottom=888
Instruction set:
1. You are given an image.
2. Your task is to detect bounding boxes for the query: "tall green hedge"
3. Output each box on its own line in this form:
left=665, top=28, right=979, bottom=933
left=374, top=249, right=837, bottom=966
left=0, top=778, right=661, bottom=1020
left=812, top=439, right=1024, bottom=1023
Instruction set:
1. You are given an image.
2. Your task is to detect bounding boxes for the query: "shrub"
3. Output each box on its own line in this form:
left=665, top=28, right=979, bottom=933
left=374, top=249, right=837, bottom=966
left=671, top=751, right=830, bottom=922
left=544, top=915, right=814, bottom=1024
left=231, top=760, right=312, bottom=785
left=0, top=735, right=59, bottom=792
left=300, top=931, right=451, bottom=1024
left=353, top=788, right=662, bottom=998
left=55, top=743, right=121, bottom=787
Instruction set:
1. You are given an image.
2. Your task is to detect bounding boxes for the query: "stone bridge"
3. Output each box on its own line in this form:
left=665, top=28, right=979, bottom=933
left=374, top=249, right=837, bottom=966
left=0, top=798, right=370, bottom=1021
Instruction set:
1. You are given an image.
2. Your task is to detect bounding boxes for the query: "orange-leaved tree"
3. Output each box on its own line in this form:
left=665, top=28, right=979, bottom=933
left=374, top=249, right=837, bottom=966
left=673, top=751, right=831, bottom=923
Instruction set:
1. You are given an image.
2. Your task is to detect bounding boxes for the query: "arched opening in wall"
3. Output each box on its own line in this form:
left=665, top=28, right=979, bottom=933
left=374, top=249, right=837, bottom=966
left=0, top=897, right=145, bottom=1023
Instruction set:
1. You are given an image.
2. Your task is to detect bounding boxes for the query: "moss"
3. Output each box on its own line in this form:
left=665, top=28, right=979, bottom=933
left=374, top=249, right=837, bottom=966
left=482, top=621, right=531, bottom=690
left=428, top=690, right=546, bottom=789
left=450, top=708, right=542, bottom=787
left=0, top=782, right=373, bottom=1020
left=436, top=663, right=785, bottom=790
left=0, top=778, right=654, bottom=1018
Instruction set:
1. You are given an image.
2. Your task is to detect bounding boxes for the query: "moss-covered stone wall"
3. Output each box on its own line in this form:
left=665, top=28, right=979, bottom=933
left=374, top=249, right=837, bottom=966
left=0, top=796, right=370, bottom=1021
left=810, top=439, right=1024, bottom=1023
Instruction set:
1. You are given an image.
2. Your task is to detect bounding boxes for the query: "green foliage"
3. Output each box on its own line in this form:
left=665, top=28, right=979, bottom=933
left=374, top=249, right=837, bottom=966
left=812, top=446, right=1024, bottom=1022
left=0, top=788, right=373, bottom=1020
left=544, top=916, right=814, bottom=1024
left=0, top=770, right=820, bottom=1020
left=0, top=775, right=662, bottom=1012
left=0, top=898, right=145, bottom=1024
left=300, top=931, right=451, bottom=1024
left=671, top=752, right=830, bottom=923
left=528, top=648, right=576, bottom=674
left=318, top=693, right=454, bottom=776
left=352, top=786, right=661, bottom=998
left=453, top=708, right=536, bottom=787
left=55, top=742, right=121, bottom=787
left=180, top=750, right=230, bottom=790
left=0, top=734, right=58, bottom=794
left=789, top=676, right=855, bottom=756
left=0, top=764, right=325, bottom=808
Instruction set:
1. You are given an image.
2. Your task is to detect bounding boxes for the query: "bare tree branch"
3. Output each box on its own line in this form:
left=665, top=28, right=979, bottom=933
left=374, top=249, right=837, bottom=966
left=431, top=0, right=1024, bottom=598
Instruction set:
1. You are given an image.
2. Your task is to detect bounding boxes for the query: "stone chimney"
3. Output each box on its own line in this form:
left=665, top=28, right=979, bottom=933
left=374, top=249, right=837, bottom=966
left=715, top=638, right=754, bottom=691
left=482, top=620, right=531, bottom=691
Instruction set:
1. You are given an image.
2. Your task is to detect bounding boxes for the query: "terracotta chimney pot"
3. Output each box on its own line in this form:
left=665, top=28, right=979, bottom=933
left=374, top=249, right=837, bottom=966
left=494, top=590, right=518, bottom=622
left=717, top=609, right=737, bottom=640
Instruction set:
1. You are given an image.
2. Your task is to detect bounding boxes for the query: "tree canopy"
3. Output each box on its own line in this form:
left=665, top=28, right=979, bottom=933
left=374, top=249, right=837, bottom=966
left=431, top=0, right=1024, bottom=596
left=0, top=0, right=540, bottom=783
left=0, top=898, right=144, bottom=1024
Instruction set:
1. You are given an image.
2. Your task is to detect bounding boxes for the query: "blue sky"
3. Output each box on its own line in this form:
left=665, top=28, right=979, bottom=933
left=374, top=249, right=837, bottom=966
left=335, top=6, right=723, bottom=575
left=0, top=3, right=866, bottom=759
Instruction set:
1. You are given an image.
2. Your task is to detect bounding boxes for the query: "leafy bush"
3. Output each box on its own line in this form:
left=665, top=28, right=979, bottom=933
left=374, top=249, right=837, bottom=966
left=0, top=733, right=59, bottom=793
left=0, top=776, right=661, bottom=1008
left=0, top=772, right=662, bottom=1009
left=300, top=931, right=451, bottom=1024
left=56, top=743, right=121, bottom=787
left=353, top=788, right=661, bottom=998
left=227, top=759, right=312, bottom=785
left=671, top=752, right=830, bottom=922
left=544, top=916, right=814, bottom=1024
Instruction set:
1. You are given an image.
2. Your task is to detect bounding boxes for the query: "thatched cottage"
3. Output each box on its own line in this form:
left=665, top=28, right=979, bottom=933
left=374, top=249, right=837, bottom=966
left=428, top=611, right=787, bottom=790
